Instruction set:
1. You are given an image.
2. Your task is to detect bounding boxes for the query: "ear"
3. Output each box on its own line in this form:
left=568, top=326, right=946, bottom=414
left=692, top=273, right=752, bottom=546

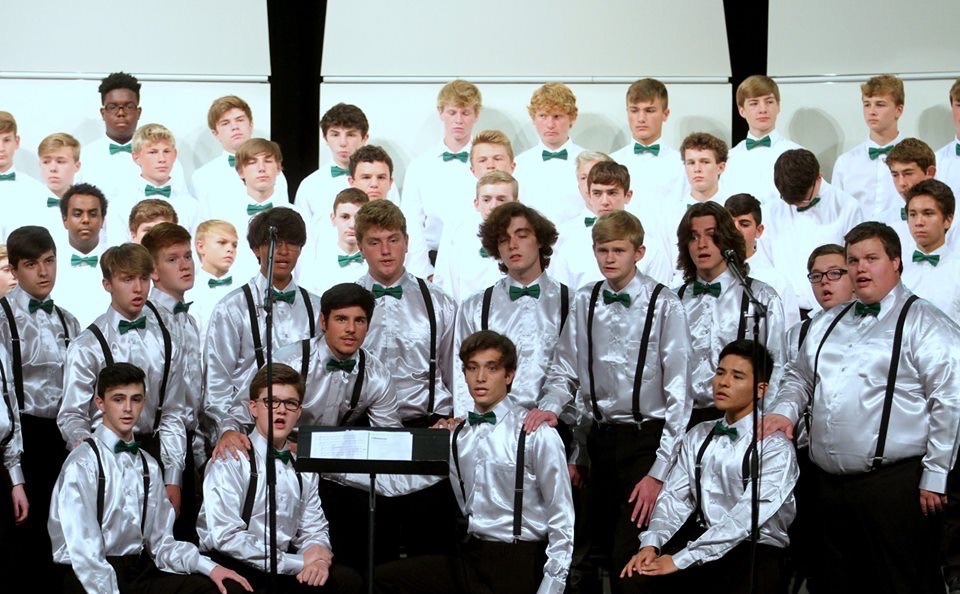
left=101, top=277, right=111, bottom=293
left=926, top=165, right=937, bottom=178
left=320, top=313, right=329, bottom=333
left=248, top=398, right=259, bottom=420
left=94, top=395, right=105, bottom=413
left=757, top=382, right=769, bottom=399
left=756, top=223, right=765, bottom=239
left=634, top=245, right=646, bottom=263
left=624, top=189, right=634, bottom=204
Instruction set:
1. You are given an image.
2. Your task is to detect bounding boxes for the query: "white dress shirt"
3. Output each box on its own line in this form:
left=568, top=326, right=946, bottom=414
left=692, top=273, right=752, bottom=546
left=0, top=168, right=61, bottom=242
left=106, top=175, right=199, bottom=245
left=78, top=136, right=188, bottom=211
left=295, top=162, right=399, bottom=225
left=432, top=213, right=505, bottom=302
left=611, top=138, right=688, bottom=214
left=514, top=139, right=586, bottom=226
left=188, top=268, right=237, bottom=338
left=0, top=343, right=22, bottom=485
left=722, top=130, right=802, bottom=206
left=832, top=133, right=904, bottom=219
left=935, top=137, right=960, bottom=201
left=193, top=151, right=290, bottom=221
left=901, top=244, right=960, bottom=321
left=52, top=242, right=111, bottom=327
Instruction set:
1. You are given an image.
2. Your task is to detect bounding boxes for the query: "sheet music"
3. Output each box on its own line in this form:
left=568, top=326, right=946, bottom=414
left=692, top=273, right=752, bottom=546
left=310, top=430, right=414, bottom=461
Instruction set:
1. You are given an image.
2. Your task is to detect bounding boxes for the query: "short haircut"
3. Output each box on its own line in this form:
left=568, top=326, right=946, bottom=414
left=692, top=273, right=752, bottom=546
left=575, top=151, right=613, bottom=169
left=626, top=78, right=669, bottom=109
left=98, top=72, right=141, bottom=103
left=950, top=79, right=960, bottom=105
left=587, top=161, right=630, bottom=192
left=61, top=183, right=108, bottom=219
left=718, top=339, right=774, bottom=383
left=100, top=243, right=155, bottom=281
left=724, top=193, right=763, bottom=225
left=234, top=138, right=282, bottom=173
left=6, top=226, right=56, bottom=267
left=320, top=282, right=376, bottom=321
left=128, top=199, right=178, bottom=236
left=140, top=223, right=192, bottom=259
left=320, top=102, right=369, bottom=136
left=132, top=123, right=176, bottom=153
left=480, top=202, right=558, bottom=274
left=592, top=210, right=644, bottom=249
left=844, top=221, right=903, bottom=274
left=437, top=79, right=482, bottom=111
left=246, top=208, right=306, bottom=250
left=333, top=188, right=370, bottom=214
left=528, top=83, right=578, bottom=120
left=0, top=245, right=7, bottom=261
left=680, top=132, right=729, bottom=163
left=773, top=149, right=820, bottom=205
left=0, top=111, right=17, bottom=135
left=476, top=171, right=519, bottom=200
left=886, top=137, right=935, bottom=172
left=348, top=144, right=393, bottom=177
left=96, top=362, right=146, bottom=398
left=806, top=243, right=845, bottom=273
left=862, top=74, right=905, bottom=106
left=249, top=363, right=305, bottom=402
left=470, top=129, right=514, bottom=162
left=207, top=95, right=252, bottom=131
left=677, top=202, right=748, bottom=283
left=38, top=132, right=81, bottom=161
left=905, top=178, right=956, bottom=219
left=736, top=75, right=780, bottom=107
left=196, top=219, right=238, bottom=242
left=354, top=199, right=406, bottom=243
left=459, top=330, right=518, bottom=375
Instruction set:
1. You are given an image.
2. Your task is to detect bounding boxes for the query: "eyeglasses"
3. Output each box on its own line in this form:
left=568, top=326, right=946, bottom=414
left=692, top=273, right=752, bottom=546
left=806, top=269, right=847, bottom=284
left=258, top=398, right=302, bottom=412
left=104, top=102, right=139, bottom=114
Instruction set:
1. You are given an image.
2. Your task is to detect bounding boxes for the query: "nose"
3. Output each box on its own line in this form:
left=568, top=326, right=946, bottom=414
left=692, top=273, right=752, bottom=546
left=476, top=367, right=488, bottom=382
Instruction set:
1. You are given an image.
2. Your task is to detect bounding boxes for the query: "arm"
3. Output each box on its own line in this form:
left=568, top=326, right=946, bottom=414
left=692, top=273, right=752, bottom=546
left=648, top=296, right=693, bottom=481
left=0, top=346, right=25, bottom=489
left=435, top=291, right=458, bottom=395
left=58, top=336, right=101, bottom=448
left=290, top=472, right=332, bottom=571
left=914, top=314, right=960, bottom=495
left=536, top=299, right=581, bottom=419
left=451, top=302, right=479, bottom=417
left=759, top=289, right=789, bottom=406
left=203, top=304, right=247, bottom=438
left=531, top=427, right=575, bottom=594
left=638, top=435, right=697, bottom=552
left=363, top=359, right=403, bottom=428
left=158, top=335, right=188, bottom=487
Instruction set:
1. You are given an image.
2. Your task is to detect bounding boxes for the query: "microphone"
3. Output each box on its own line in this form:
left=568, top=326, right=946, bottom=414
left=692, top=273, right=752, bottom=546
left=722, top=249, right=738, bottom=263
left=268, top=225, right=278, bottom=238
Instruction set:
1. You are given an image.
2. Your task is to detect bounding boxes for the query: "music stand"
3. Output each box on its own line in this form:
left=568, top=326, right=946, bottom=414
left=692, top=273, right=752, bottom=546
left=297, top=426, right=450, bottom=594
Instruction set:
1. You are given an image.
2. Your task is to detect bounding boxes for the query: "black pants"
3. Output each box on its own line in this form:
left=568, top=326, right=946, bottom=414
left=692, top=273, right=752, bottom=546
left=587, top=420, right=664, bottom=579
left=173, top=430, right=201, bottom=544
left=375, top=537, right=548, bottom=594
left=943, top=463, right=960, bottom=585
left=787, top=447, right=818, bottom=593
left=207, top=550, right=363, bottom=593
left=60, top=554, right=222, bottom=594
left=814, top=457, right=944, bottom=594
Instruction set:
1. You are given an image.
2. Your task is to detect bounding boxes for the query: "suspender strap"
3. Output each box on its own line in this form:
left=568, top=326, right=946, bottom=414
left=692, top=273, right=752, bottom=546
left=678, top=283, right=688, bottom=299
left=143, top=302, right=172, bottom=434
left=241, top=285, right=265, bottom=369
left=0, top=360, right=13, bottom=448
left=559, top=283, right=570, bottom=335
left=241, top=445, right=258, bottom=527
left=872, top=295, right=919, bottom=469
left=808, top=301, right=860, bottom=446
left=138, top=450, right=149, bottom=533
left=694, top=431, right=715, bottom=527
left=797, top=317, right=812, bottom=349
left=85, top=438, right=106, bottom=527
left=631, top=284, right=665, bottom=424
left=1, top=297, right=24, bottom=409
left=512, top=426, right=527, bottom=542
left=736, top=278, right=754, bottom=341
left=299, top=287, right=316, bottom=337
left=452, top=420, right=468, bottom=503
left=87, top=324, right=114, bottom=366
left=480, top=287, right=493, bottom=331
left=416, top=278, right=438, bottom=415
left=338, top=350, right=366, bottom=426
left=55, top=306, right=71, bottom=347
left=300, top=339, right=310, bottom=381
left=586, top=281, right=605, bottom=422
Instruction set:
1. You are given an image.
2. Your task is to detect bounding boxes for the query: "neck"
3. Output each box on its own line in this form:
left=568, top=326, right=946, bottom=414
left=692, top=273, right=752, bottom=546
left=110, top=426, right=136, bottom=443
left=748, top=127, right=772, bottom=138
left=143, top=174, right=171, bottom=187
left=50, top=186, right=67, bottom=198
left=155, top=285, right=185, bottom=303
left=690, top=185, right=719, bottom=201
left=543, top=137, right=568, bottom=151
left=919, top=238, right=945, bottom=253
left=698, top=263, right=727, bottom=283
left=634, top=134, right=661, bottom=146
left=443, top=137, right=468, bottom=153
left=262, top=271, right=292, bottom=290
left=725, top=407, right=754, bottom=425
left=474, top=395, right=506, bottom=414
left=370, top=267, right=405, bottom=287
left=247, top=186, right=275, bottom=202
left=69, top=236, right=99, bottom=254
left=113, top=304, right=143, bottom=321
left=870, top=128, right=898, bottom=146
left=607, top=268, right=637, bottom=292
left=338, top=238, right=358, bottom=254
left=256, top=426, right=289, bottom=450
left=202, top=261, right=229, bottom=277
left=0, top=164, right=11, bottom=174
left=510, top=265, right=542, bottom=287
left=745, top=243, right=756, bottom=259
left=24, top=287, right=51, bottom=301
left=107, top=132, right=132, bottom=145
left=325, top=340, right=357, bottom=361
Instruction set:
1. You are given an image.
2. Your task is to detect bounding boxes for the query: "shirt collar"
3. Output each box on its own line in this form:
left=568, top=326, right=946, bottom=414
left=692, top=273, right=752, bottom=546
left=249, top=427, right=293, bottom=460
left=867, top=132, right=904, bottom=148
left=472, top=398, right=514, bottom=425
left=537, top=138, right=575, bottom=153
left=254, top=272, right=298, bottom=294
left=507, top=270, right=547, bottom=290
left=746, top=129, right=782, bottom=144
left=603, top=269, right=643, bottom=295
left=148, top=288, right=180, bottom=313
left=435, top=139, right=473, bottom=159
left=318, top=339, right=361, bottom=376
left=696, top=268, right=735, bottom=294
left=94, top=424, right=129, bottom=449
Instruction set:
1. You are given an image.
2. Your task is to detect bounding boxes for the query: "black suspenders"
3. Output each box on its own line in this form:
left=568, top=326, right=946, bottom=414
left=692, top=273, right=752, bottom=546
left=242, top=284, right=316, bottom=370
left=241, top=444, right=302, bottom=528
left=416, top=278, right=438, bottom=416
left=338, top=350, right=367, bottom=426
left=84, top=438, right=149, bottom=533
left=481, top=283, right=570, bottom=336
left=452, top=419, right=527, bottom=542
left=143, top=302, right=172, bottom=434
left=586, top=282, right=665, bottom=423
left=87, top=324, right=114, bottom=365
left=0, top=359, right=13, bottom=448
left=797, top=317, right=812, bottom=349
left=694, top=428, right=752, bottom=527
left=1, top=296, right=71, bottom=409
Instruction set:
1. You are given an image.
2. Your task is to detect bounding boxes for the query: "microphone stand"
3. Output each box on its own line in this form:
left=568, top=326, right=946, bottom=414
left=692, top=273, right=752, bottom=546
left=264, top=226, right=279, bottom=593
left=724, top=252, right=767, bottom=594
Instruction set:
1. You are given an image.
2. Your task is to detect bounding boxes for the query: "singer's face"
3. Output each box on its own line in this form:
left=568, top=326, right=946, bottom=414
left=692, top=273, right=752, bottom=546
left=256, top=237, right=302, bottom=288
left=688, top=215, right=726, bottom=282
left=712, top=353, right=766, bottom=423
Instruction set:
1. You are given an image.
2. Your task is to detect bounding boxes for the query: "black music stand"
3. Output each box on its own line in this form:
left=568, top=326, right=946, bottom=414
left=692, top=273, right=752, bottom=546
left=297, top=426, right=450, bottom=594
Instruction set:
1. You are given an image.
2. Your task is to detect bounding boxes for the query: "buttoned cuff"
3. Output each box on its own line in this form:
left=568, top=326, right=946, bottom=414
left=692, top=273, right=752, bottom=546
left=537, top=574, right=567, bottom=594
left=672, top=548, right=697, bottom=570
left=648, top=459, right=669, bottom=482
left=537, top=398, right=566, bottom=418
left=7, top=465, right=24, bottom=486
left=164, top=466, right=183, bottom=486
left=638, top=533, right=663, bottom=552
left=282, top=552, right=305, bottom=575
left=196, top=555, right=217, bottom=576
left=769, top=403, right=799, bottom=426
left=920, top=469, right=948, bottom=494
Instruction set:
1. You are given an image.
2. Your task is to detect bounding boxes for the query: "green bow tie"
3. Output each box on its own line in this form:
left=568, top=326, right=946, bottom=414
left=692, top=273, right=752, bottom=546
left=272, top=449, right=293, bottom=465
left=0, top=172, right=15, bottom=181
left=114, top=440, right=141, bottom=454
left=338, top=252, right=363, bottom=267
left=584, top=216, right=597, bottom=227
left=955, top=143, right=960, bottom=157
left=227, top=155, right=237, bottom=168
left=330, top=164, right=349, bottom=177
left=468, top=410, right=497, bottom=426
left=633, top=143, right=660, bottom=156
left=713, top=421, right=739, bottom=441
left=868, top=145, right=893, bottom=160
left=271, top=289, right=296, bottom=304
left=71, top=254, right=99, bottom=267
left=28, top=298, right=54, bottom=314
left=900, top=207, right=907, bottom=221
left=109, top=143, right=132, bottom=155
left=208, top=276, right=233, bottom=288
left=542, top=149, right=568, bottom=161
left=796, top=196, right=821, bottom=212
left=173, top=301, right=192, bottom=314
left=854, top=301, right=881, bottom=317
left=478, top=247, right=491, bottom=258
left=693, top=281, right=721, bottom=298
left=602, top=289, right=631, bottom=307
left=326, top=358, right=357, bottom=373
left=144, top=184, right=171, bottom=198
left=745, top=136, right=771, bottom=150
left=372, top=284, right=402, bottom=299
left=442, top=151, right=468, bottom=163
left=912, top=250, right=940, bottom=266
left=47, top=196, right=60, bottom=208
left=118, top=317, right=147, bottom=334
left=246, top=202, right=273, bottom=215
left=509, top=284, right=541, bottom=301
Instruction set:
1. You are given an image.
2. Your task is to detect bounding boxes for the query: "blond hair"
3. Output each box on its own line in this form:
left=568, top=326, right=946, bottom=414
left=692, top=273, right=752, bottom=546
left=528, top=83, right=578, bottom=119
left=592, top=210, right=644, bottom=249
left=626, top=78, right=668, bottom=109
left=437, top=79, right=482, bottom=112
left=196, top=219, right=238, bottom=242
left=476, top=171, right=519, bottom=200
left=100, top=243, right=155, bottom=280
left=0, top=111, right=17, bottom=135
left=355, top=200, right=407, bottom=243
left=38, top=132, right=81, bottom=161
left=470, top=129, right=514, bottom=162
left=862, top=74, right=905, bottom=106
left=736, top=75, right=780, bottom=107
left=132, top=123, right=176, bottom=153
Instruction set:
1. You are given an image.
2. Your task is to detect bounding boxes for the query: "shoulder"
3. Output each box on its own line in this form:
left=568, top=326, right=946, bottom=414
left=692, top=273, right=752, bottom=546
left=749, top=277, right=782, bottom=301
left=760, top=431, right=798, bottom=462
left=359, top=348, right=391, bottom=380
